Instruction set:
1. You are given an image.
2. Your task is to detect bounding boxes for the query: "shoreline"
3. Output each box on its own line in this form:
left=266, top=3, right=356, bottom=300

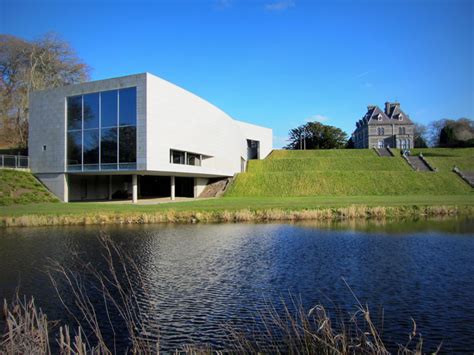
left=1, top=204, right=472, bottom=228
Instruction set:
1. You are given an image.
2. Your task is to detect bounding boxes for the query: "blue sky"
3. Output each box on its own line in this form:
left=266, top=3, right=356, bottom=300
left=2, top=0, right=473, bottom=147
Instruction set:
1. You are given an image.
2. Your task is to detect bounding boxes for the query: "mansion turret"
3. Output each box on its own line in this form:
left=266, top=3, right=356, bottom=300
left=352, top=102, right=414, bottom=149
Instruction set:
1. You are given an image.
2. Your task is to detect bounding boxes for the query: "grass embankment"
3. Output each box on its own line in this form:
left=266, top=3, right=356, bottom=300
left=0, top=170, right=58, bottom=206
left=411, top=147, right=474, bottom=172
left=1, top=149, right=472, bottom=227
left=227, top=149, right=473, bottom=197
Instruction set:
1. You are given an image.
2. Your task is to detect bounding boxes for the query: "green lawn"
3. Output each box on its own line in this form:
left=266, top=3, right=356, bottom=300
left=247, top=156, right=411, bottom=172
left=267, top=149, right=379, bottom=159
left=1, top=195, right=473, bottom=218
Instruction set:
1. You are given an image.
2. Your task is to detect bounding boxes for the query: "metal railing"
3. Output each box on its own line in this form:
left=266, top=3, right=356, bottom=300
left=0, top=155, right=29, bottom=169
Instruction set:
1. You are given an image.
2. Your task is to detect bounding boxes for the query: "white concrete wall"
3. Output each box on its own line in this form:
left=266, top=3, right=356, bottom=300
left=145, top=73, right=272, bottom=177
left=194, top=177, right=209, bottom=198
left=235, top=120, right=273, bottom=160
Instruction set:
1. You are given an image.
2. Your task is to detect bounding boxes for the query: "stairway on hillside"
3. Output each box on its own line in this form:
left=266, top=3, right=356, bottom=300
left=199, top=178, right=232, bottom=198
left=453, top=168, right=474, bottom=188
left=462, top=172, right=474, bottom=187
left=376, top=148, right=393, bottom=157
left=406, top=156, right=432, bottom=171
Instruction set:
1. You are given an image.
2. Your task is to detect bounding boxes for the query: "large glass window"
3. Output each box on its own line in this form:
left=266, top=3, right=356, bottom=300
left=67, top=87, right=136, bottom=171
left=101, top=128, right=117, bottom=164
left=83, top=93, right=99, bottom=129
left=101, top=90, right=118, bottom=127
left=67, top=96, right=82, bottom=130
left=119, top=87, right=137, bottom=126
left=83, top=129, right=99, bottom=164
left=119, top=126, right=136, bottom=163
left=67, top=131, right=82, bottom=165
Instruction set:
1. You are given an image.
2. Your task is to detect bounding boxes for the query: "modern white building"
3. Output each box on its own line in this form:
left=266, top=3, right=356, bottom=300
left=29, top=73, right=272, bottom=202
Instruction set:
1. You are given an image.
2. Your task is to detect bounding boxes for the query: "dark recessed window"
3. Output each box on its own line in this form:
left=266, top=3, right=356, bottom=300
left=42, top=145, right=47, bottom=151
left=171, top=150, right=185, bottom=164
left=187, top=153, right=201, bottom=166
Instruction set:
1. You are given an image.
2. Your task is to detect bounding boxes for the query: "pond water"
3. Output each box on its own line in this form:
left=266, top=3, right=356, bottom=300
left=0, top=218, right=473, bottom=352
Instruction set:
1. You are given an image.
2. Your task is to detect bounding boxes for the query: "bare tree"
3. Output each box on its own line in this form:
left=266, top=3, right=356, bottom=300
left=413, top=123, right=428, bottom=148
left=0, top=33, right=90, bottom=149
left=428, top=118, right=474, bottom=147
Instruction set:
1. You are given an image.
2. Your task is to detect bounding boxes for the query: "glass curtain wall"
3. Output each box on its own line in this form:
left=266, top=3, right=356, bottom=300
left=67, top=87, right=137, bottom=171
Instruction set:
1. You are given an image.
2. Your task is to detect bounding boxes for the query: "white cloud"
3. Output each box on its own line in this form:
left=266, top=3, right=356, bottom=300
left=264, top=0, right=295, bottom=11
left=361, top=82, right=373, bottom=89
left=306, top=114, right=329, bottom=123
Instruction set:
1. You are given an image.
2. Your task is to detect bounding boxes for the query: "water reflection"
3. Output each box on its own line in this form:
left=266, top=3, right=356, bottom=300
left=293, top=215, right=474, bottom=234
left=0, top=218, right=473, bottom=352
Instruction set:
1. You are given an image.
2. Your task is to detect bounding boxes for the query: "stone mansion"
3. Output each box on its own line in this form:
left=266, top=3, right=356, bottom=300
left=352, top=102, right=414, bottom=149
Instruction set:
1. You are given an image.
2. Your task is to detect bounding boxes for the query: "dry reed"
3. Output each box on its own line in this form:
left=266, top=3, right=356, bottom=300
left=1, top=205, right=472, bottom=228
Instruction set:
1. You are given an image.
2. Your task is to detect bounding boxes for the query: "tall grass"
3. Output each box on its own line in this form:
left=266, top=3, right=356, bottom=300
left=1, top=205, right=471, bottom=228
left=1, top=235, right=440, bottom=354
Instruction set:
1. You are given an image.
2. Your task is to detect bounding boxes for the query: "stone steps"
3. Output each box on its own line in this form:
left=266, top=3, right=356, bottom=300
left=199, top=178, right=232, bottom=198
left=375, top=148, right=393, bottom=157
left=453, top=168, right=474, bottom=188
left=406, top=156, right=431, bottom=171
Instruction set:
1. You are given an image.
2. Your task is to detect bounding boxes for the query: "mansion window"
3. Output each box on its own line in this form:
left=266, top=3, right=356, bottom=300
left=399, top=127, right=406, bottom=135
left=67, top=87, right=137, bottom=171
left=377, top=127, right=385, bottom=135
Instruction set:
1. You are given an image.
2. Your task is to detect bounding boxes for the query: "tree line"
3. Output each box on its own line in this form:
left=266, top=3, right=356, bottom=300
left=285, top=118, right=473, bottom=150
left=0, top=33, right=90, bottom=150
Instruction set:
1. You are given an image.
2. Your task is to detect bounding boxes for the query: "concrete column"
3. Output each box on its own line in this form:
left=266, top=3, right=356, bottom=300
left=194, top=177, right=208, bottom=198
left=64, top=174, right=69, bottom=203
left=132, top=175, right=138, bottom=204
left=171, top=176, right=175, bottom=201
left=108, top=175, right=113, bottom=200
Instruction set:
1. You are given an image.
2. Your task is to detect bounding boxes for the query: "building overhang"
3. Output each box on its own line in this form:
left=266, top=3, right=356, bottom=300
left=66, top=169, right=232, bottom=179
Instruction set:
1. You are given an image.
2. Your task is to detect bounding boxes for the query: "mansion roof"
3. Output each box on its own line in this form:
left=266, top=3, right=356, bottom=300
left=355, top=102, right=414, bottom=130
